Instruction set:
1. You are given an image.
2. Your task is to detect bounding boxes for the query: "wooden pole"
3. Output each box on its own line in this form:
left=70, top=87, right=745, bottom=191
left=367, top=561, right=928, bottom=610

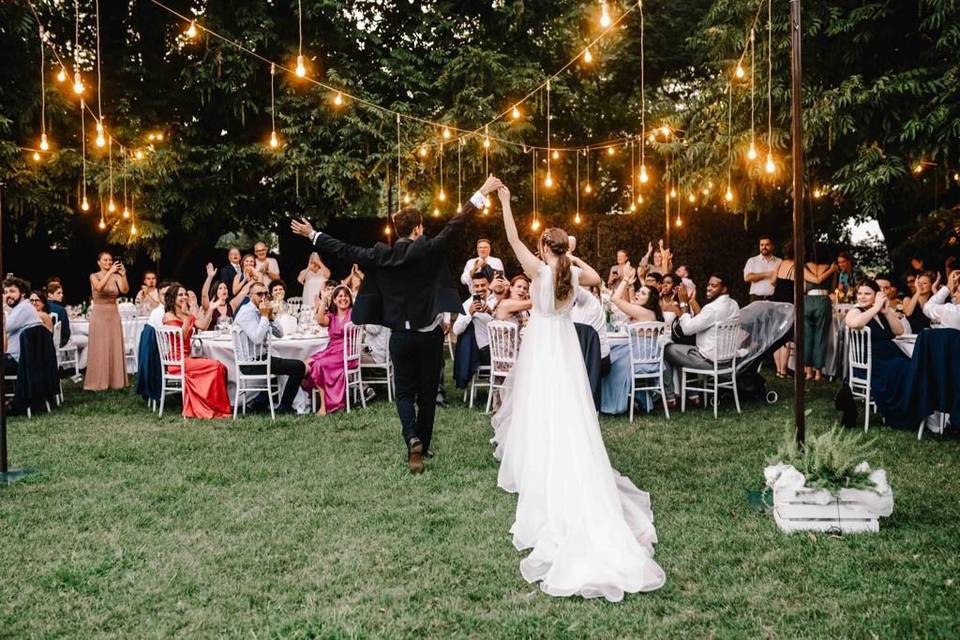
left=789, top=0, right=806, bottom=446
left=0, top=183, right=7, bottom=475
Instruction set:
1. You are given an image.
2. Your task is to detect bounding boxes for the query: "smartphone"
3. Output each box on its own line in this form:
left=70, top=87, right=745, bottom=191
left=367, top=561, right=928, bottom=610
left=493, top=270, right=504, bottom=279
left=472, top=293, right=483, bottom=303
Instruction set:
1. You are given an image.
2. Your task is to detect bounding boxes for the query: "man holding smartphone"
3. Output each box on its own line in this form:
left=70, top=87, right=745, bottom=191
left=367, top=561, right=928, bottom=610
left=452, top=271, right=497, bottom=389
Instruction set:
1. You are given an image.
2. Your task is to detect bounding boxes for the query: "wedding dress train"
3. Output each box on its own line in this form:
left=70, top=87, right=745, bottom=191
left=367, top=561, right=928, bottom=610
left=494, top=264, right=665, bottom=601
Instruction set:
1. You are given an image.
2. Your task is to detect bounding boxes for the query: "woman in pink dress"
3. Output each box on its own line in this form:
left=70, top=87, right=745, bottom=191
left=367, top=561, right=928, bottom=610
left=303, top=285, right=354, bottom=414
left=162, top=284, right=232, bottom=419
left=84, top=251, right=129, bottom=391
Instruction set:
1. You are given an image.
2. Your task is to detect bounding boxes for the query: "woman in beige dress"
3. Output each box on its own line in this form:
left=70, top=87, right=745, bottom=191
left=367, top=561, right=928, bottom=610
left=84, top=251, right=129, bottom=390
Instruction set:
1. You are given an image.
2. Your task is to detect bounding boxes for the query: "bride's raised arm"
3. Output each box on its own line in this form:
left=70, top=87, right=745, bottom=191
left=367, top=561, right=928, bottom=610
left=498, top=186, right=542, bottom=279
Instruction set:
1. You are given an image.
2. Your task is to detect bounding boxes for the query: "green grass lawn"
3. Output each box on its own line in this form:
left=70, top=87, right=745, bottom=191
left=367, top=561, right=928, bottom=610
left=2, top=377, right=959, bottom=639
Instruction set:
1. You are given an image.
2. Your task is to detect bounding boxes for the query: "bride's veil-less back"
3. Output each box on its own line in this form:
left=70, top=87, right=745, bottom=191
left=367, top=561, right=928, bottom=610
left=494, top=261, right=666, bottom=601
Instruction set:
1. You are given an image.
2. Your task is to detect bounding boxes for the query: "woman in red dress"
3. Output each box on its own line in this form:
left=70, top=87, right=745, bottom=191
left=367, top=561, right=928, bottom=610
left=162, top=284, right=232, bottom=419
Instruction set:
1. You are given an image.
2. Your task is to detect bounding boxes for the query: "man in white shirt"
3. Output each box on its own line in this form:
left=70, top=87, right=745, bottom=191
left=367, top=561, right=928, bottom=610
left=461, top=239, right=504, bottom=293
left=3, top=276, right=43, bottom=374
left=233, top=282, right=306, bottom=413
left=663, top=272, right=741, bottom=403
left=743, top=236, right=779, bottom=302
left=254, top=242, right=281, bottom=287
left=453, top=272, right=496, bottom=362
left=363, top=324, right=391, bottom=365
left=147, top=281, right=173, bottom=329
left=924, top=270, right=960, bottom=329
left=572, top=286, right=611, bottom=376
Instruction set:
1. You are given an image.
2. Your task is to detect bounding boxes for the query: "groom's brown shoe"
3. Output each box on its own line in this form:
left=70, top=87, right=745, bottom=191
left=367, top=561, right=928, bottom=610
left=408, top=440, right=424, bottom=475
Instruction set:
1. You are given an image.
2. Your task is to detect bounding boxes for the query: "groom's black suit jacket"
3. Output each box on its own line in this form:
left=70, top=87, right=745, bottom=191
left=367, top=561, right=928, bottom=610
left=311, top=201, right=475, bottom=331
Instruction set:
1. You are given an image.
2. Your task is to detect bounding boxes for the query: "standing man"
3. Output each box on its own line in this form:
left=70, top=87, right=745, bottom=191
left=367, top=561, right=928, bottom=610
left=743, top=236, right=780, bottom=302
left=460, top=239, right=504, bottom=293
left=607, top=249, right=630, bottom=289
left=293, top=175, right=503, bottom=474
left=254, top=242, right=281, bottom=286
left=219, top=246, right=243, bottom=291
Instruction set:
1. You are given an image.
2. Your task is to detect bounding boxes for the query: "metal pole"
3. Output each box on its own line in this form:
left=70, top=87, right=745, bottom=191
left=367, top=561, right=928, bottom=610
left=789, top=0, right=806, bottom=446
left=1, top=182, right=7, bottom=475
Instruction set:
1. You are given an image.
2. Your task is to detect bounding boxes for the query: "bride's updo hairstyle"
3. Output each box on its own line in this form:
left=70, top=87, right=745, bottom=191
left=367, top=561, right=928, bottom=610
left=540, top=227, right=573, bottom=304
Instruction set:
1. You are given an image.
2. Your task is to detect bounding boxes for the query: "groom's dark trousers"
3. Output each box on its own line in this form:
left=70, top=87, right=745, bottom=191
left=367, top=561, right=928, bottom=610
left=390, top=326, right=444, bottom=451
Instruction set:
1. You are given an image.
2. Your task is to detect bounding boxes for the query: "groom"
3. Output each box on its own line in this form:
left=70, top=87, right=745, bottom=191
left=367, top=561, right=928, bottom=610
left=292, top=175, right=503, bottom=474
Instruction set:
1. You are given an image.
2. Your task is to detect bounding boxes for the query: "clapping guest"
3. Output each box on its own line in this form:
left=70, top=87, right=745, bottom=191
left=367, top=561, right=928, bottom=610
left=254, top=242, right=281, bottom=286
left=233, top=254, right=258, bottom=296
left=875, top=276, right=901, bottom=310
left=659, top=274, right=683, bottom=317
left=84, top=251, right=129, bottom=391
left=675, top=264, right=696, bottom=297
left=135, top=271, right=161, bottom=311
left=234, top=282, right=306, bottom=414
left=269, top=279, right=287, bottom=305
left=924, top=270, right=960, bottom=329
left=303, top=285, right=355, bottom=414
left=902, top=271, right=934, bottom=332
left=461, top=239, right=504, bottom=293
left=28, top=290, right=54, bottom=332
left=45, top=282, right=71, bottom=347
left=607, top=249, right=631, bottom=289
left=494, top=275, right=532, bottom=325
left=201, top=264, right=243, bottom=325
left=297, top=251, right=330, bottom=309
left=612, top=265, right=664, bottom=323
left=161, top=284, right=231, bottom=418
left=640, top=240, right=673, bottom=277
left=342, top=263, right=364, bottom=296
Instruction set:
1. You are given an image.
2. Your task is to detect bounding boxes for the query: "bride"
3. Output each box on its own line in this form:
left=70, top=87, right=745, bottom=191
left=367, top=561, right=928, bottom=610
left=492, top=184, right=666, bottom=601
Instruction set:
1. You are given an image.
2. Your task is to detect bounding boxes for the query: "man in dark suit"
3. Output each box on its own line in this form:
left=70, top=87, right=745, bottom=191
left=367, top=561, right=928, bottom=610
left=292, top=175, right=502, bottom=474
left=219, top=246, right=243, bottom=291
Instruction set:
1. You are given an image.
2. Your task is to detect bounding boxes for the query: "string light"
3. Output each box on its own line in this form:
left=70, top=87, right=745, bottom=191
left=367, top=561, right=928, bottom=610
left=584, top=148, right=592, bottom=194
left=94, top=0, right=105, bottom=147
left=432, top=206, right=440, bottom=217
left=544, top=81, right=553, bottom=188
left=748, top=28, right=757, bottom=161
left=419, top=144, right=428, bottom=158
left=511, top=105, right=521, bottom=120
left=812, top=187, right=822, bottom=199
left=73, top=71, right=85, bottom=95
left=295, top=55, right=307, bottom=78
left=384, top=224, right=391, bottom=236
left=72, top=0, right=84, bottom=95
left=107, top=136, right=116, bottom=211
left=638, top=2, right=648, bottom=188
left=600, top=1, right=611, bottom=28
left=552, top=149, right=560, bottom=160
left=688, top=193, right=696, bottom=203
left=735, top=64, right=745, bottom=79
left=186, top=20, right=197, bottom=38
left=607, top=146, right=615, bottom=156
left=530, top=148, right=540, bottom=231
left=134, top=149, right=144, bottom=160
left=725, top=187, right=734, bottom=202
left=575, top=149, right=581, bottom=224
left=37, top=23, right=49, bottom=154
left=334, top=92, right=344, bottom=106
left=79, top=99, right=88, bottom=211
left=56, top=66, right=67, bottom=83
left=669, top=186, right=677, bottom=198
left=122, top=146, right=129, bottom=218
left=765, top=152, right=776, bottom=174
left=457, top=137, right=463, bottom=211
left=96, top=120, right=106, bottom=148
left=583, top=47, right=593, bottom=64
left=765, top=0, right=773, bottom=174
left=442, top=126, right=451, bottom=140
left=639, top=164, right=649, bottom=183
left=913, top=162, right=923, bottom=174
left=268, top=63, right=280, bottom=149
left=575, top=212, right=581, bottom=224
left=295, top=0, right=305, bottom=78
left=660, top=125, right=670, bottom=137
left=32, top=151, right=41, bottom=162
left=438, top=137, right=445, bottom=203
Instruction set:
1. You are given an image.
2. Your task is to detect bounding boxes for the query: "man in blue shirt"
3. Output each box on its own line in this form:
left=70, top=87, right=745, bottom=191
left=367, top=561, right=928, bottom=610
left=3, top=276, right=42, bottom=375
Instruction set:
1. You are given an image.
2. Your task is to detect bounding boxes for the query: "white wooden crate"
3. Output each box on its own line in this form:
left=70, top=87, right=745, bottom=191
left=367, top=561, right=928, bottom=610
left=772, top=488, right=880, bottom=534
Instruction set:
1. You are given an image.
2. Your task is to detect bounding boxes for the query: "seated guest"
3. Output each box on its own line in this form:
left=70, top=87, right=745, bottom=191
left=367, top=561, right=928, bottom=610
left=161, top=283, right=231, bottom=419
left=875, top=275, right=901, bottom=310
left=640, top=239, right=673, bottom=276
left=297, top=252, right=330, bottom=309
left=844, top=280, right=907, bottom=413
left=924, top=270, right=960, bottom=329
left=904, top=272, right=917, bottom=299
left=232, top=254, right=259, bottom=297
left=148, top=281, right=175, bottom=329
left=572, top=285, right=611, bottom=375
left=45, top=282, right=71, bottom=347
left=461, top=238, right=504, bottom=293
left=903, top=271, right=934, bottom=332
left=643, top=270, right=663, bottom=290
left=363, top=324, right=391, bottom=365
left=219, top=246, right=243, bottom=291
left=453, top=272, right=496, bottom=363
left=135, top=271, right=161, bottom=311
left=607, top=248, right=631, bottom=289
left=303, top=285, right=355, bottom=414
left=490, top=271, right=510, bottom=305
left=254, top=241, right=281, bottom=286
left=3, top=277, right=42, bottom=375
left=663, top=273, right=741, bottom=406
left=201, top=263, right=244, bottom=325
left=675, top=264, right=696, bottom=297
left=28, top=290, right=54, bottom=332
left=836, top=251, right=864, bottom=294
left=494, top=275, right=532, bottom=326
left=234, top=282, right=306, bottom=414
left=612, top=265, right=664, bottom=323
left=659, top=274, right=683, bottom=317
left=269, top=279, right=287, bottom=303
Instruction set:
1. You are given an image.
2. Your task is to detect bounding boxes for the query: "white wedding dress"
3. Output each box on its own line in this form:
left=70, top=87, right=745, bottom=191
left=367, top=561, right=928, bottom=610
left=493, top=263, right=666, bottom=601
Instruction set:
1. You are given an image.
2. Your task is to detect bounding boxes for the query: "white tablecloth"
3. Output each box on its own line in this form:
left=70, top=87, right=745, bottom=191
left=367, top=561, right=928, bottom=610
left=194, top=331, right=329, bottom=399
left=71, top=316, right=149, bottom=373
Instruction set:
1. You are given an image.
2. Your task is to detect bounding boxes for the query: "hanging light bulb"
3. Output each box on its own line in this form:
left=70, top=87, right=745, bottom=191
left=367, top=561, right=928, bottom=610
left=813, top=188, right=822, bottom=199
left=511, top=106, right=521, bottom=120
left=482, top=137, right=490, bottom=149
left=108, top=199, right=116, bottom=212
left=122, top=206, right=130, bottom=219
left=432, top=207, right=440, bottom=217
left=456, top=202, right=463, bottom=213
left=913, top=162, right=924, bottom=174
left=56, top=67, right=67, bottom=83
left=675, top=215, right=683, bottom=227
left=765, top=152, right=776, bottom=174
left=81, top=196, right=90, bottom=211
left=384, top=224, right=391, bottom=236
left=269, top=130, right=279, bottom=148
left=185, top=20, right=197, bottom=38
left=156, top=132, right=164, bottom=141
left=295, top=55, right=307, bottom=77
left=32, top=151, right=41, bottom=162
left=438, top=188, right=446, bottom=202
left=130, top=223, right=137, bottom=236
left=669, top=186, right=677, bottom=198
left=442, top=127, right=451, bottom=140
left=98, top=218, right=106, bottom=230
left=134, top=149, right=144, bottom=160
left=574, top=212, right=582, bottom=225
left=334, top=92, right=344, bottom=106
left=629, top=201, right=636, bottom=212
left=403, top=193, right=412, bottom=205
left=419, top=144, right=428, bottom=157
left=599, top=1, right=611, bottom=27
left=702, top=186, right=710, bottom=195
left=725, top=188, right=734, bottom=202
left=584, top=182, right=592, bottom=194
left=637, top=193, right=644, bottom=204
left=531, top=218, right=541, bottom=231
left=606, top=147, right=615, bottom=156
left=735, top=64, right=745, bottom=79
left=747, top=142, right=758, bottom=161
left=148, top=133, right=156, bottom=141
left=72, top=71, right=84, bottom=95
left=583, top=47, right=593, bottom=64
left=660, top=125, right=670, bottom=137
left=39, top=133, right=49, bottom=151
left=95, top=121, right=106, bottom=148
left=552, top=149, right=560, bottom=160
left=688, top=193, right=696, bottom=203
left=544, top=172, right=553, bottom=188
left=639, top=164, right=649, bottom=183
